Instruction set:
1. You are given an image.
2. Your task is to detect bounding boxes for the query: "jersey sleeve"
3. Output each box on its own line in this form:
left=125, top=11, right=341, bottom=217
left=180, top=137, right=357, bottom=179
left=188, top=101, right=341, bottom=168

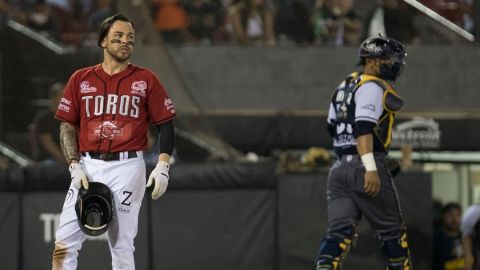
left=462, top=205, right=480, bottom=236
left=326, top=102, right=336, bottom=138
left=354, top=82, right=384, bottom=124
left=327, top=102, right=336, bottom=124
left=147, top=74, right=176, bottom=125
left=55, top=72, right=80, bottom=125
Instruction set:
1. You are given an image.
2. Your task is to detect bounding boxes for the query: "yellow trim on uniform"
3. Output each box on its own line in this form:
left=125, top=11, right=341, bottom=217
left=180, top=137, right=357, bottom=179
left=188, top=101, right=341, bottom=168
left=384, top=113, right=395, bottom=148
left=353, top=73, right=400, bottom=149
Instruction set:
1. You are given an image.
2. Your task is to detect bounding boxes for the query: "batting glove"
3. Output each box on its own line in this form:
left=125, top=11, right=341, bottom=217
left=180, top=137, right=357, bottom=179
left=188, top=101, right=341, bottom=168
left=69, top=162, right=89, bottom=190
left=147, top=161, right=170, bottom=200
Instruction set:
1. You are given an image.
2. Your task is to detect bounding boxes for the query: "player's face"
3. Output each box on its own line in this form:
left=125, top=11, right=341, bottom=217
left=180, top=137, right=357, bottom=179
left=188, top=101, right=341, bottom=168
left=367, top=58, right=391, bottom=75
left=364, top=58, right=382, bottom=76
left=103, top=21, right=135, bottom=63
left=443, top=208, right=461, bottom=232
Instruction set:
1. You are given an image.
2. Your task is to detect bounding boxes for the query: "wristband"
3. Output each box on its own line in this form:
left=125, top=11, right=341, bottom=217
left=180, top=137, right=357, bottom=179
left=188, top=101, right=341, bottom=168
left=361, top=153, right=377, bottom=172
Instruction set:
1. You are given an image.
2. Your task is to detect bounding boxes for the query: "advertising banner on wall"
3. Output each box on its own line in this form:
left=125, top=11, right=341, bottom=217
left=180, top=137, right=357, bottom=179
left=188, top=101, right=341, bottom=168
left=209, top=115, right=480, bottom=153
left=391, top=117, right=480, bottom=151
left=391, top=117, right=442, bottom=149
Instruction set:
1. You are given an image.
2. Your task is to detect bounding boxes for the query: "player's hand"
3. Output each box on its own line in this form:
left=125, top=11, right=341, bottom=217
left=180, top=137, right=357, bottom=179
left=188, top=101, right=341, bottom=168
left=364, top=171, right=380, bottom=197
left=69, top=162, right=89, bottom=190
left=147, top=161, right=170, bottom=200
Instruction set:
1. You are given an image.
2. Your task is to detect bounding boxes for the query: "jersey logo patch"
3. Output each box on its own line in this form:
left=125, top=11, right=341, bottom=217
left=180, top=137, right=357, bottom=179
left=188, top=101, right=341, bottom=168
left=164, top=98, right=175, bottom=113
left=131, top=81, right=147, bottom=97
left=58, top=98, right=71, bottom=112
left=361, top=104, right=376, bottom=112
left=93, top=121, right=124, bottom=139
left=80, top=81, right=97, bottom=94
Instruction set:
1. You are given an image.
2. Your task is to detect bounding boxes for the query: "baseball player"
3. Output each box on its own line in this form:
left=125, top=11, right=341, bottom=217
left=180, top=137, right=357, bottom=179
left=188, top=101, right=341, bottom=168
left=51, top=14, right=175, bottom=270
left=314, top=36, right=411, bottom=270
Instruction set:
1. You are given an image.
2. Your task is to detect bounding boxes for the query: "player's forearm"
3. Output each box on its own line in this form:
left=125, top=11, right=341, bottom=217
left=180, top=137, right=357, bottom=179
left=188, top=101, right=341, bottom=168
left=59, top=122, right=79, bottom=164
left=357, top=133, right=378, bottom=171
left=356, top=133, right=374, bottom=156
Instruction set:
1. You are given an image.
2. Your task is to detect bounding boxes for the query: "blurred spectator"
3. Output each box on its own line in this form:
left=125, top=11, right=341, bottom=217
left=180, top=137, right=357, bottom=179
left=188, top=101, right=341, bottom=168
left=414, top=0, right=470, bottom=44
left=311, top=0, right=362, bottom=46
left=434, top=202, right=464, bottom=270
left=462, top=204, right=480, bottom=270
left=152, top=0, right=193, bottom=43
left=399, top=144, right=422, bottom=172
left=58, top=0, right=89, bottom=46
left=460, top=0, right=474, bottom=33
left=275, top=0, right=314, bottom=45
left=88, top=0, right=113, bottom=32
left=27, top=0, right=61, bottom=41
left=183, top=0, right=226, bottom=44
left=30, top=82, right=66, bottom=164
left=400, top=144, right=413, bottom=170
left=0, top=0, right=11, bottom=28
left=366, top=0, right=419, bottom=44
left=45, top=0, right=70, bottom=11
left=475, top=0, right=480, bottom=42
left=227, top=0, right=275, bottom=46
left=3, top=0, right=41, bottom=25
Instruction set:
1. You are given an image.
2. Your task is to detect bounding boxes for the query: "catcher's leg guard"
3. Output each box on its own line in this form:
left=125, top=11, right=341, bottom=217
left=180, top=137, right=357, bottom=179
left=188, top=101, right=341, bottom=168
left=315, top=226, right=357, bottom=270
left=380, top=230, right=412, bottom=270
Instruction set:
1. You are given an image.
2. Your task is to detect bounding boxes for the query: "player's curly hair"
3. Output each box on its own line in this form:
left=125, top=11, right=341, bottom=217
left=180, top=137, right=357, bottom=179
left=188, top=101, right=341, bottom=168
left=97, top=14, right=135, bottom=47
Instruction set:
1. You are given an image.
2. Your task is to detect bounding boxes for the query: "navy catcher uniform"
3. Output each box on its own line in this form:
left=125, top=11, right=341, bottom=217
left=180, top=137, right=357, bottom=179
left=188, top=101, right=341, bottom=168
left=314, top=36, right=411, bottom=270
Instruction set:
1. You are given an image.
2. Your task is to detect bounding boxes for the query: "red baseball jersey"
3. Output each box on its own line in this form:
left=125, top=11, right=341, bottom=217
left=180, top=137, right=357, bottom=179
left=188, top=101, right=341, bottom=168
left=55, top=64, right=176, bottom=153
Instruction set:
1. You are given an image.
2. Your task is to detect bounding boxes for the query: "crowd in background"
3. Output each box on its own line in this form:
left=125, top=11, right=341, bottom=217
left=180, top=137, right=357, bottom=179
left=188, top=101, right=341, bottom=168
left=0, top=0, right=477, bottom=47
left=0, top=0, right=114, bottom=47
left=151, top=0, right=476, bottom=46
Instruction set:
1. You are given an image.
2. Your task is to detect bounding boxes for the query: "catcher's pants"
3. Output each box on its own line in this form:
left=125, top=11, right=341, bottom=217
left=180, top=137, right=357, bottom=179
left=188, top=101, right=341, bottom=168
left=325, top=153, right=405, bottom=239
left=52, top=152, right=146, bottom=270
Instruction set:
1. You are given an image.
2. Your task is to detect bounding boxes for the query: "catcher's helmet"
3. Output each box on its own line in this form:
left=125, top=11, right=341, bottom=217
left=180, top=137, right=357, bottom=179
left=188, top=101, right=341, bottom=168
left=358, top=36, right=407, bottom=81
left=75, top=182, right=114, bottom=236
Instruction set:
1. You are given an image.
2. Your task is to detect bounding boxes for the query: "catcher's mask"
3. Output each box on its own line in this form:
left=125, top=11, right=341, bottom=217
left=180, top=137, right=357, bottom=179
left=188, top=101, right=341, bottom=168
left=75, top=182, right=114, bottom=236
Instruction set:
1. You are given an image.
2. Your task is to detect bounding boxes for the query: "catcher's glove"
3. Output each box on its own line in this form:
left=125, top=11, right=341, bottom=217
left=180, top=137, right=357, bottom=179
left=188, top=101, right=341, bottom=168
left=385, top=156, right=401, bottom=177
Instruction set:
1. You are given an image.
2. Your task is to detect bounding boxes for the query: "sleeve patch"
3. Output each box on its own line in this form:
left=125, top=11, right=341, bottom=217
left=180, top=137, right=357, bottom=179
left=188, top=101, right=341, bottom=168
left=164, top=98, right=175, bottom=114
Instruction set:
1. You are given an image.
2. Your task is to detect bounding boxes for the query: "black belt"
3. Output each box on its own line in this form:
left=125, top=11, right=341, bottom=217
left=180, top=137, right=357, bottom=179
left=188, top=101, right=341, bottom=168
left=82, top=151, right=137, bottom=161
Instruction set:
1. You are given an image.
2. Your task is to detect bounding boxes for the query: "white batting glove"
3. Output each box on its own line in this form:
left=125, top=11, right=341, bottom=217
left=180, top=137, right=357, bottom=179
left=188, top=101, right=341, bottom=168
left=147, top=161, right=170, bottom=200
left=69, top=162, right=89, bottom=190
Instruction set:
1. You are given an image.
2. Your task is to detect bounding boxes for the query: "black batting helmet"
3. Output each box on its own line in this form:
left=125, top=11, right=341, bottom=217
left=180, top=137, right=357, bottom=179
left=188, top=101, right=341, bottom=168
left=75, top=182, right=114, bottom=236
left=358, top=36, right=407, bottom=81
